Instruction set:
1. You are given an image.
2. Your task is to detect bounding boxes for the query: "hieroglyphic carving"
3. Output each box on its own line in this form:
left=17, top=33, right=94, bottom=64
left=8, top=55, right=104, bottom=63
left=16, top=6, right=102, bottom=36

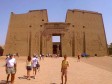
left=68, top=32, right=72, bottom=47
left=8, top=33, right=16, bottom=52
left=9, top=33, right=14, bottom=43
left=69, top=39, right=72, bottom=46
left=44, top=37, right=46, bottom=47
left=97, top=34, right=103, bottom=50
left=35, top=32, right=39, bottom=51
left=75, top=32, right=82, bottom=51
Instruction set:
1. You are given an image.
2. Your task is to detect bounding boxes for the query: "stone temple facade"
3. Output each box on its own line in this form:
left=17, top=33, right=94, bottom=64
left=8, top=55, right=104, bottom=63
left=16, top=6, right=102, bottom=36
left=3, top=9, right=108, bottom=56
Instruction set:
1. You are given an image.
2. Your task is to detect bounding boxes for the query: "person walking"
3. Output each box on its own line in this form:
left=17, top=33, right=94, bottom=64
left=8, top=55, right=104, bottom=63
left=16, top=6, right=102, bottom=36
left=77, top=53, right=81, bottom=62
left=32, top=54, right=39, bottom=79
left=5, top=54, right=17, bottom=84
left=26, top=56, right=32, bottom=80
left=61, top=55, right=69, bottom=84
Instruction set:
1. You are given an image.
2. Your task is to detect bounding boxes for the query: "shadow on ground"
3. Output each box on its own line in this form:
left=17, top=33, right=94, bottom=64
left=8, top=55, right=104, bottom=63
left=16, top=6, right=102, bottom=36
left=18, top=75, right=35, bottom=80
left=0, top=80, right=7, bottom=84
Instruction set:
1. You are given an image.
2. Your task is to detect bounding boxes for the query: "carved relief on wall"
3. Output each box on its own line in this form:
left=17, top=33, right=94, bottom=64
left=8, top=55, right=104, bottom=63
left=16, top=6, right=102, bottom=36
left=46, top=34, right=51, bottom=41
left=10, top=32, right=28, bottom=41
left=75, top=31, right=84, bottom=52
left=69, top=39, right=72, bottom=47
left=42, top=34, right=51, bottom=53
left=8, top=33, right=14, bottom=43
left=8, top=33, right=17, bottom=52
left=97, top=34, right=103, bottom=51
left=76, top=32, right=82, bottom=44
left=68, top=32, right=72, bottom=47
left=44, top=36, right=46, bottom=47
left=86, top=34, right=104, bottom=52
left=34, top=32, right=39, bottom=51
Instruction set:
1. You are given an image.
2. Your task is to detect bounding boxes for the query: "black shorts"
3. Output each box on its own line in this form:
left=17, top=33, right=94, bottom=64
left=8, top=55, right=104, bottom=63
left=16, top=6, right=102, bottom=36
left=26, top=66, right=32, bottom=70
left=36, top=64, right=40, bottom=67
left=36, top=64, right=40, bottom=69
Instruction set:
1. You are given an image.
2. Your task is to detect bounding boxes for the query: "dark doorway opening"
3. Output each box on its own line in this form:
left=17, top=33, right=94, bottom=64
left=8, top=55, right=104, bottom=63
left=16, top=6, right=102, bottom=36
left=52, top=35, right=62, bottom=57
left=53, top=45, right=58, bottom=54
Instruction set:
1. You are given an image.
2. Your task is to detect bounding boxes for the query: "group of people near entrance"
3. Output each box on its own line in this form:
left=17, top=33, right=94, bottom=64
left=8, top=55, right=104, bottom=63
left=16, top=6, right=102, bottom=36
left=5, top=53, right=70, bottom=84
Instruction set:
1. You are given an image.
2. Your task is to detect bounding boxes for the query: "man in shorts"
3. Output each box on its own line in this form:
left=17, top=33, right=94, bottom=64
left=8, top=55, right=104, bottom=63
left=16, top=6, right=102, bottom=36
left=61, top=55, right=69, bottom=84
left=5, top=54, right=17, bottom=84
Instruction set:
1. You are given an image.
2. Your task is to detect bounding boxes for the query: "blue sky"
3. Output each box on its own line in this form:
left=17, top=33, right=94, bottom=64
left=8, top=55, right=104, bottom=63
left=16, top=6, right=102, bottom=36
left=0, top=0, right=112, bottom=45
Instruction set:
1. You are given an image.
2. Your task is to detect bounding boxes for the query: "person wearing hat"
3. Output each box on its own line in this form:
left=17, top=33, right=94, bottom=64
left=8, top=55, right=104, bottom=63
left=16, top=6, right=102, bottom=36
left=5, top=54, right=17, bottom=84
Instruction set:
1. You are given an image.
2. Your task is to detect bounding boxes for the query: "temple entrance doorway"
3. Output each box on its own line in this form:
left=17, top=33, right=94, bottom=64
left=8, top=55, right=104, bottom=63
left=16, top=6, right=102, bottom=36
left=52, top=35, right=62, bottom=57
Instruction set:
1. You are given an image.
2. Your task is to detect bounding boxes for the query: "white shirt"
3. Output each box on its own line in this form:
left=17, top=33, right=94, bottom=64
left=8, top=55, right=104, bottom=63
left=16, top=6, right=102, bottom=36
left=32, top=57, right=38, bottom=67
left=6, top=58, right=16, bottom=67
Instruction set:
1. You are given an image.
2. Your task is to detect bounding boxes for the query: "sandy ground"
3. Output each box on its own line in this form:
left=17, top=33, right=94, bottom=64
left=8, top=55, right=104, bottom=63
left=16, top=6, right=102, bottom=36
left=0, top=56, right=112, bottom=84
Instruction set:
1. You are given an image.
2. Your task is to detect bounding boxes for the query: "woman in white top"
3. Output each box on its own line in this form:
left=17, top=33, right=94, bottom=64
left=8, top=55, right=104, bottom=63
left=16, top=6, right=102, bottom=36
left=32, top=54, right=39, bottom=79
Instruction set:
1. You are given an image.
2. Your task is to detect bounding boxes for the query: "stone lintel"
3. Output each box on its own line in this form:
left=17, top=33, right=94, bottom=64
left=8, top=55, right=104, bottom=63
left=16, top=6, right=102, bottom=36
left=42, top=22, right=70, bottom=35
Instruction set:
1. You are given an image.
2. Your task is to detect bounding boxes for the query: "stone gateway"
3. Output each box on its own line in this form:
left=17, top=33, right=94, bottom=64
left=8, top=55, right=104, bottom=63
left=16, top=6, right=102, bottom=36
left=3, top=9, right=108, bottom=56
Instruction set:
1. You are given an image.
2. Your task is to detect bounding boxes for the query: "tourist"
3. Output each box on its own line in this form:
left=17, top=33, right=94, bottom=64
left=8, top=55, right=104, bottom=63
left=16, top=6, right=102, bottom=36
left=32, top=54, right=39, bottom=79
left=41, top=54, right=44, bottom=60
left=61, top=55, right=69, bottom=84
left=5, top=54, right=17, bottom=84
left=26, top=56, right=32, bottom=80
left=77, top=53, right=81, bottom=62
left=16, top=53, right=19, bottom=57
left=5, top=54, right=9, bottom=60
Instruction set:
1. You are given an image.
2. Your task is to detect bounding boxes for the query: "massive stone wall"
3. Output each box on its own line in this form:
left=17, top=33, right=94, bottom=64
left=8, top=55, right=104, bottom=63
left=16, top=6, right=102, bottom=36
left=4, top=10, right=48, bottom=56
left=66, top=9, right=108, bottom=56
left=4, top=9, right=108, bottom=56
